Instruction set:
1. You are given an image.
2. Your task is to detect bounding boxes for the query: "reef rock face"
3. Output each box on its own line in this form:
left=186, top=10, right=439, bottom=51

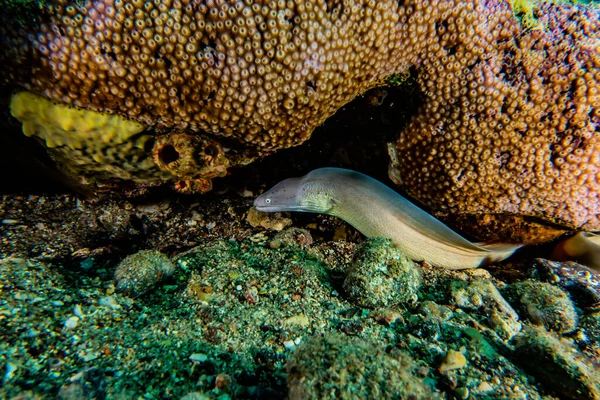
left=3, top=0, right=409, bottom=149
left=387, top=1, right=600, bottom=237
left=1, top=0, right=599, bottom=237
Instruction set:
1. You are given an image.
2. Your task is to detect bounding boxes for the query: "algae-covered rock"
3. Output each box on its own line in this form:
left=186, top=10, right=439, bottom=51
left=574, top=312, right=600, bottom=366
left=342, top=238, right=421, bottom=309
left=114, top=250, right=176, bottom=298
left=503, top=280, right=578, bottom=334
left=450, top=279, right=522, bottom=340
left=287, top=332, right=438, bottom=400
left=269, top=228, right=314, bottom=250
left=512, top=327, right=600, bottom=400
left=532, top=258, right=600, bottom=310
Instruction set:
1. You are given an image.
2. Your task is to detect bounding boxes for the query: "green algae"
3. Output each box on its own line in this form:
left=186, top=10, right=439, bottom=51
left=0, top=257, right=287, bottom=398
left=384, top=72, right=411, bottom=87
left=2, top=233, right=598, bottom=399
left=287, top=332, right=438, bottom=400
left=502, top=280, right=578, bottom=334
left=508, top=0, right=600, bottom=31
left=512, top=326, right=600, bottom=399
left=343, top=238, right=421, bottom=309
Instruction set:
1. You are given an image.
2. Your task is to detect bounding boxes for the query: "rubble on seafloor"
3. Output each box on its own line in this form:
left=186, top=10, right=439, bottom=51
left=1, top=192, right=599, bottom=399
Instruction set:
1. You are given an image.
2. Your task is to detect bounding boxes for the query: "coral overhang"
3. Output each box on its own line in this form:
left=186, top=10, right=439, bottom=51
left=1, top=0, right=599, bottom=237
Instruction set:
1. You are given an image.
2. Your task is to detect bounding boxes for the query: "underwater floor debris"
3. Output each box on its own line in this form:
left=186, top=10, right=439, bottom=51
left=1, top=193, right=600, bottom=399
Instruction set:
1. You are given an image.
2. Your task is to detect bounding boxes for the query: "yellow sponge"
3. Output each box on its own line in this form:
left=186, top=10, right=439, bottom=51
left=10, top=91, right=163, bottom=182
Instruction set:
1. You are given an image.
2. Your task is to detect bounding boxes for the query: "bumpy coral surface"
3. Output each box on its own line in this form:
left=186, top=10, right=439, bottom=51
left=3, top=0, right=407, bottom=149
left=1, top=0, right=599, bottom=235
left=388, top=0, right=600, bottom=235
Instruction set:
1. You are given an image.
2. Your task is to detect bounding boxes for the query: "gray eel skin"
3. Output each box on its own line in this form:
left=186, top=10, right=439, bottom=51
left=254, top=168, right=522, bottom=270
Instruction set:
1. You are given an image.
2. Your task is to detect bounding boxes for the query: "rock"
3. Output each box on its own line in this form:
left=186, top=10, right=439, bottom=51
left=532, top=258, right=600, bottom=310
left=114, top=250, right=176, bottom=298
left=512, top=327, right=600, bottom=400
left=287, top=332, right=438, bottom=400
left=246, top=207, right=292, bottom=231
left=343, top=238, right=421, bottom=309
left=269, top=228, right=313, bottom=250
left=450, top=279, right=522, bottom=340
left=438, top=349, right=467, bottom=373
left=503, top=280, right=578, bottom=334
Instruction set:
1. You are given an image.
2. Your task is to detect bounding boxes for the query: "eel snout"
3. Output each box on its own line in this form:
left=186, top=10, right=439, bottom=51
left=254, top=177, right=303, bottom=212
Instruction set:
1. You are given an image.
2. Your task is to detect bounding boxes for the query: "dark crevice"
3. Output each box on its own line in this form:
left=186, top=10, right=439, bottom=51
left=325, top=0, right=343, bottom=15
left=199, top=38, right=217, bottom=52
left=199, top=38, right=220, bottom=67
left=549, top=143, right=558, bottom=164
left=204, top=144, right=219, bottom=157
left=467, top=59, right=480, bottom=71
left=284, top=9, right=296, bottom=32
left=500, top=47, right=522, bottom=85
left=498, top=151, right=511, bottom=170
left=572, top=136, right=585, bottom=149
left=436, top=19, right=449, bottom=36
left=143, top=137, right=155, bottom=153
left=163, top=57, right=172, bottom=70
left=157, top=144, right=180, bottom=164
left=565, top=80, right=576, bottom=101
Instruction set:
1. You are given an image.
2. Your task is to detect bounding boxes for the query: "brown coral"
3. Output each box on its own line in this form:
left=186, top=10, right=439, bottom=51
left=152, top=131, right=229, bottom=192
left=1, top=0, right=599, bottom=238
left=387, top=1, right=600, bottom=238
left=2, top=0, right=408, bottom=149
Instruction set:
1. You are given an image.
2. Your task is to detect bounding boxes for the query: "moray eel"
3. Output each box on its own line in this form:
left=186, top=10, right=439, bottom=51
left=254, top=168, right=521, bottom=270
left=552, top=232, right=600, bottom=270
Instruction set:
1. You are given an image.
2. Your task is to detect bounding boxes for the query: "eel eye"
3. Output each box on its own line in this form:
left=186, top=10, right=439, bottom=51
left=265, top=198, right=271, bottom=204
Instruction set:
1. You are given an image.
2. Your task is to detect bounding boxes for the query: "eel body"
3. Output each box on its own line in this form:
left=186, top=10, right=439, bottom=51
left=552, top=232, right=600, bottom=270
left=254, top=168, right=521, bottom=270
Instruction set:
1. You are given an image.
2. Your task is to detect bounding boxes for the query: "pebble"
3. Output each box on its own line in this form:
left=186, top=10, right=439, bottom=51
left=98, top=296, right=121, bottom=310
left=283, top=337, right=303, bottom=350
left=64, top=316, right=79, bottom=329
left=283, top=314, right=310, bottom=328
left=246, top=207, right=292, bottom=231
left=206, top=221, right=216, bottom=230
left=269, top=228, right=313, bottom=249
left=73, top=304, right=84, bottom=318
left=439, top=349, right=467, bottom=373
left=4, top=362, right=17, bottom=381
left=477, top=382, right=494, bottom=393
left=189, top=353, right=208, bottom=363
left=454, top=387, right=469, bottom=399
left=180, top=393, right=211, bottom=400
left=135, top=200, right=171, bottom=213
